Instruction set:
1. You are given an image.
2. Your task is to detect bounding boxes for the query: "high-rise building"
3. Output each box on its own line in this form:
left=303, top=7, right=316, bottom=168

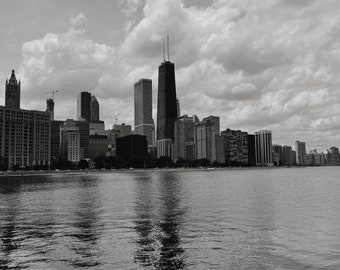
left=77, top=91, right=91, bottom=121
left=173, top=115, right=196, bottom=161
left=247, top=134, right=256, bottom=166
left=273, top=144, right=283, bottom=166
left=194, top=116, right=220, bottom=162
left=89, top=134, right=108, bottom=160
left=114, top=123, right=132, bottom=138
left=134, top=79, right=155, bottom=147
left=255, top=130, right=273, bottom=166
left=75, top=120, right=90, bottom=159
left=46, top=98, right=55, bottom=120
left=176, top=99, right=180, bottom=117
left=90, top=96, right=100, bottom=121
left=221, top=129, right=248, bottom=165
left=50, top=120, right=64, bottom=166
left=5, top=70, right=20, bottom=110
left=1, top=70, right=50, bottom=170
left=157, top=59, right=178, bottom=141
left=329, top=147, right=340, bottom=166
left=295, top=141, right=306, bottom=165
left=157, top=139, right=173, bottom=159
left=61, top=120, right=80, bottom=163
left=282, top=145, right=293, bottom=166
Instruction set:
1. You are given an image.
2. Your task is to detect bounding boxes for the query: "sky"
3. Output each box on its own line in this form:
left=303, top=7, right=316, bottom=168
left=0, top=0, right=340, bottom=151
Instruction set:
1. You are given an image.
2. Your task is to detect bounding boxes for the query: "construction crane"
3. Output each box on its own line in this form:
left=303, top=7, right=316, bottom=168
left=45, top=90, right=59, bottom=100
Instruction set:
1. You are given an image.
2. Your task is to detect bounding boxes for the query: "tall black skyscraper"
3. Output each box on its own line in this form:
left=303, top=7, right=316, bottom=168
left=157, top=36, right=178, bottom=141
left=77, top=91, right=91, bottom=121
left=5, top=70, right=20, bottom=110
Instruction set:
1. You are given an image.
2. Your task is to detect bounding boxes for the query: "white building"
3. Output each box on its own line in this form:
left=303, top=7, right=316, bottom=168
left=255, top=130, right=273, bottom=166
left=61, top=120, right=80, bottom=163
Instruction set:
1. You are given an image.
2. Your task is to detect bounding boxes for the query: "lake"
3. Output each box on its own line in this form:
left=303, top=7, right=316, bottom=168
left=1, top=167, right=340, bottom=269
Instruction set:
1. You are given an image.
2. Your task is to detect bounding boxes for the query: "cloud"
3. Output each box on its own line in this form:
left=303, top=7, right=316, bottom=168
left=12, top=0, right=340, bottom=150
left=70, top=13, right=87, bottom=26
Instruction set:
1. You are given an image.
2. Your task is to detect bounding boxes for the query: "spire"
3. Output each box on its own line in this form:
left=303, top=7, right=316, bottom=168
left=167, top=33, right=170, bottom=61
left=8, top=69, right=17, bottom=85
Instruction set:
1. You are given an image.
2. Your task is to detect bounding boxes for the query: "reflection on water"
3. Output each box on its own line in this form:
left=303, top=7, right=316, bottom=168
left=133, top=172, right=186, bottom=269
left=1, top=168, right=340, bottom=269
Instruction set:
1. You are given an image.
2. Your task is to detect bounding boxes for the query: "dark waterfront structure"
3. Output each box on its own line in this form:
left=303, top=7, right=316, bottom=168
left=247, top=134, right=256, bottom=166
left=134, top=79, right=154, bottom=147
left=157, top=60, right=178, bottom=141
left=116, top=135, right=148, bottom=165
left=5, top=70, right=20, bottom=110
left=77, top=91, right=91, bottom=121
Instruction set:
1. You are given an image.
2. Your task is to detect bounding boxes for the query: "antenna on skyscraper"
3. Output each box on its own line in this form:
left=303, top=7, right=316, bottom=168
left=163, top=38, right=165, bottom=62
left=167, top=32, right=170, bottom=61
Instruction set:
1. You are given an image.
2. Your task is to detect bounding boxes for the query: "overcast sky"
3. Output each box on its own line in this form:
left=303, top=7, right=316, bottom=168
left=0, top=0, right=339, bottom=151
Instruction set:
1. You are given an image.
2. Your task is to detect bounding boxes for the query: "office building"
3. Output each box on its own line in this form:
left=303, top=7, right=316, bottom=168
left=221, top=129, right=248, bottom=165
left=46, top=98, right=55, bottom=120
left=1, top=70, right=50, bottom=170
left=89, top=120, right=105, bottom=135
left=157, top=139, right=173, bottom=159
left=77, top=91, right=91, bottom=121
left=89, top=134, right=108, bottom=159
left=116, top=134, right=148, bottom=161
left=5, top=70, right=20, bottom=110
left=156, top=56, right=178, bottom=141
left=194, top=116, right=220, bottom=162
left=90, top=96, right=100, bottom=121
left=295, top=141, right=306, bottom=165
left=173, top=115, right=196, bottom=161
left=255, top=130, right=273, bottom=166
left=114, top=123, right=132, bottom=138
left=134, top=79, right=155, bottom=146
left=61, top=120, right=80, bottom=163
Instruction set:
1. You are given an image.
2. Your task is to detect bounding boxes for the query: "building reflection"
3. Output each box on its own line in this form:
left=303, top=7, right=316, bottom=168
left=69, top=177, right=104, bottom=268
left=133, top=171, right=186, bottom=270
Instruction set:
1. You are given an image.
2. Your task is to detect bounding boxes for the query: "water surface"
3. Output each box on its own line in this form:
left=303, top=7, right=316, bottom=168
left=1, top=167, right=340, bottom=269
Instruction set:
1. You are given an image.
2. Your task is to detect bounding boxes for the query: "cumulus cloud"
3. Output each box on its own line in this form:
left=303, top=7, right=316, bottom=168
left=14, top=0, right=340, bottom=150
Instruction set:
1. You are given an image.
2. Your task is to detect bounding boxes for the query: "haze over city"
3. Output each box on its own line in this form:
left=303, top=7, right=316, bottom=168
left=0, top=0, right=339, bottom=151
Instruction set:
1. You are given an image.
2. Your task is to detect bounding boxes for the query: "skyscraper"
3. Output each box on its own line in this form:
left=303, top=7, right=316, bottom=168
left=5, top=70, right=20, bottom=109
left=46, top=98, right=55, bottom=120
left=134, top=79, right=154, bottom=146
left=91, top=96, right=100, bottom=121
left=173, top=115, right=196, bottom=161
left=157, top=38, right=178, bottom=141
left=77, top=91, right=91, bottom=121
left=295, top=141, right=306, bottom=165
left=61, top=120, right=80, bottom=163
left=255, top=130, right=273, bottom=166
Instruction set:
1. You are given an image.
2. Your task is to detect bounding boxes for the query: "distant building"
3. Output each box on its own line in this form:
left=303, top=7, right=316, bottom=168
left=157, top=139, right=173, bottom=159
left=221, top=129, right=248, bottom=165
left=1, top=70, right=50, bottom=169
left=89, top=120, right=105, bottom=135
left=89, top=134, right=108, bottom=159
left=173, top=115, right=197, bottom=161
left=194, top=116, right=220, bottom=162
left=61, top=120, right=80, bottom=163
left=46, top=98, right=55, bottom=120
left=255, top=130, right=273, bottom=166
left=215, top=135, right=225, bottom=164
left=295, top=141, right=306, bottom=165
left=116, top=134, right=148, bottom=161
left=114, top=123, right=132, bottom=138
left=5, top=70, right=20, bottom=110
left=329, top=147, right=340, bottom=166
left=90, top=96, right=100, bottom=121
left=273, top=144, right=283, bottom=166
left=134, top=79, right=155, bottom=147
left=75, top=120, right=90, bottom=159
left=50, top=120, right=64, bottom=166
left=282, top=145, right=293, bottom=166
left=247, top=134, right=256, bottom=166
left=176, top=99, right=180, bottom=118
left=157, top=59, right=178, bottom=141
left=77, top=91, right=91, bottom=121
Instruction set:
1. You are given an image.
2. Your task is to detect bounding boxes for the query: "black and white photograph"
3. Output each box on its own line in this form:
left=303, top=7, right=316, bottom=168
left=0, top=0, right=340, bottom=269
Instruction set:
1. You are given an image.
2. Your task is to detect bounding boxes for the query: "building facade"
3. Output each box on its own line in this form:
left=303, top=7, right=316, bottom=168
left=157, top=139, right=173, bottom=159
left=77, top=91, right=91, bottom=121
left=255, top=130, right=273, bottom=166
left=90, top=96, right=100, bottom=121
left=221, top=129, right=248, bottom=165
left=173, top=115, right=196, bottom=161
left=61, top=120, right=80, bottom=163
left=295, top=141, right=306, bottom=165
left=134, top=79, right=155, bottom=147
left=5, top=70, right=20, bottom=110
left=157, top=61, right=178, bottom=141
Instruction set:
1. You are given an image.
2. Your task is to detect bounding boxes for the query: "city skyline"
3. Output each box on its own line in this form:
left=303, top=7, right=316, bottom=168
left=0, top=1, right=340, bottom=151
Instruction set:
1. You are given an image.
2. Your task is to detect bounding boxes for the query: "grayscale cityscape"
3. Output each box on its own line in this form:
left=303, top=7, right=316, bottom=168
left=0, top=1, right=340, bottom=269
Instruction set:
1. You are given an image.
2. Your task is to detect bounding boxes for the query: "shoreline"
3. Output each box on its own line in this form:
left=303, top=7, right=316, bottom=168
left=0, top=166, right=314, bottom=178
